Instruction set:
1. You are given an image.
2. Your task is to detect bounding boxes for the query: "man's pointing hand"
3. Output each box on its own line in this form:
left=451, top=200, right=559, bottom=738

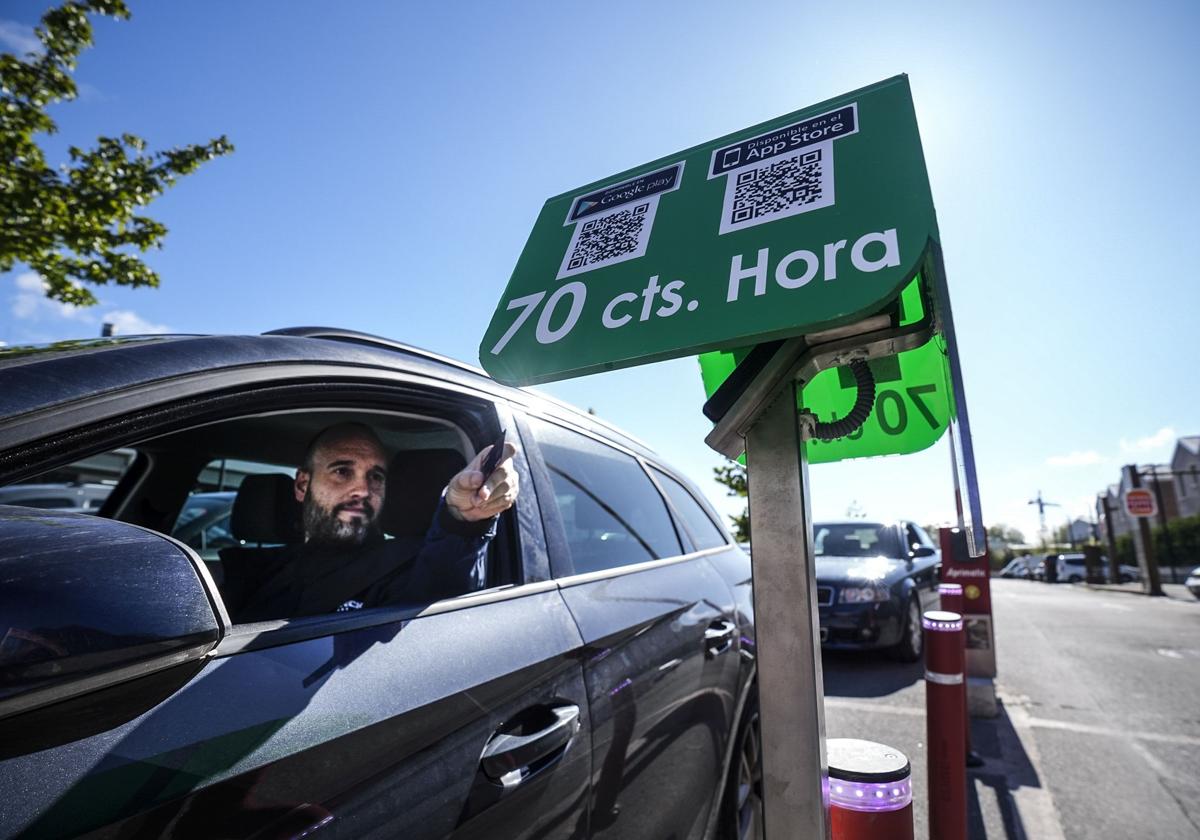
left=445, top=442, right=519, bottom=522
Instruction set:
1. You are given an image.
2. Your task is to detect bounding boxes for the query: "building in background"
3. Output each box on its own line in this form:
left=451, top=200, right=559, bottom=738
left=1171, top=437, right=1200, bottom=519
left=1095, top=435, right=1197, bottom=545
left=1098, top=484, right=1128, bottom=539
left=1067, top=517, right=1094, bottom=544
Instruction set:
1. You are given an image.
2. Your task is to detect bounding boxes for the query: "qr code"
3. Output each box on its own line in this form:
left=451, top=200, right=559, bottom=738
left=720, top=142, right=834, bottom=233
left=565, top=203, right=651, bottom=272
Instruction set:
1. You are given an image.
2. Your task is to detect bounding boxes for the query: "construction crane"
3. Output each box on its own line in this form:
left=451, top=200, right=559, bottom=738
left=1028, top=490, right=1061, bottom=543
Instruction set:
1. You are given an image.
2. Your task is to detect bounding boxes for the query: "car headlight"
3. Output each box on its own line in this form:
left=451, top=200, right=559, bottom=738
left=838, top=585, right=891, bottom=604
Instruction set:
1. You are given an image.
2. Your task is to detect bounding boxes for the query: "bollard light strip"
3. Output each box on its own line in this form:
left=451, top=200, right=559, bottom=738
left=827, top=777, right=913, bottom=813
left=922, top=616, right=963, bottom=632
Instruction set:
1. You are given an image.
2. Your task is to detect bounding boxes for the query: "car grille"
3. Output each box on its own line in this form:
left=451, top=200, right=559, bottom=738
left=816, top=586, right=834, bottom=606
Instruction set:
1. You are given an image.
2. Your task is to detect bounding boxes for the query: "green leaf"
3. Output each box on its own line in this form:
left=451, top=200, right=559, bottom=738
left=0, top=0, right=233, bottom=308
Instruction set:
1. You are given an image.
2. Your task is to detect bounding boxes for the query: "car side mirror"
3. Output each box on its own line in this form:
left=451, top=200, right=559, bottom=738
left=0, top=507, right=220, bottom=723
left=911, top=545, right=936, bottom=558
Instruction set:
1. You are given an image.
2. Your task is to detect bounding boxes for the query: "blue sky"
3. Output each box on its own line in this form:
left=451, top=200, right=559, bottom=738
left=2, top=0, right=1197, bottom=542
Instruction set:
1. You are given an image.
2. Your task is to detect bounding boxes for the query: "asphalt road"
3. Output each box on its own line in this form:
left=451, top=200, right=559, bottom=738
left=821, top=578, right=1200, bottom=839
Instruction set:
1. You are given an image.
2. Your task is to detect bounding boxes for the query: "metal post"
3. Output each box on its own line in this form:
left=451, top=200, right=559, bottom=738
left=1146, top=467, right=1178, bottom=584
left=745, top=380, right=829, bottom=839
left=1099, top=494, right=1120, bottom=584
left=1124, top=465, right=1164, bottom=597
left=929, top=241, right=986, bottom=556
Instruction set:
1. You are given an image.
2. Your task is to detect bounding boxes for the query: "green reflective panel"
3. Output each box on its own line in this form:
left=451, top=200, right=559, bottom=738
left=898, top=269, right=925, bottom=326
left=481, top=75, right=937, bottom=386
left=697, top=278, right=951, bottom=464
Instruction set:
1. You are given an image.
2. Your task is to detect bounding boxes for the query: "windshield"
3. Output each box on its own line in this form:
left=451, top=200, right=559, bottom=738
left=814, top=523, right=904, bottom=558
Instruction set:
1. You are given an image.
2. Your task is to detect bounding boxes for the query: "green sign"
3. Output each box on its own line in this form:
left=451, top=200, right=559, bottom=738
left=698, top=278, right=953, bottom=463
left=481, top=75, right=937, bottom=386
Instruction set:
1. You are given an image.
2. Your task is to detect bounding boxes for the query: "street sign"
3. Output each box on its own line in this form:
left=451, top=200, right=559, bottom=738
left=698, top=278, right=952, bottom=464
left=481, top=75, right=937, bottom=386
left=1125, top=488, right=1157, bottom=518
left=478, top=76, right=987, bottom=836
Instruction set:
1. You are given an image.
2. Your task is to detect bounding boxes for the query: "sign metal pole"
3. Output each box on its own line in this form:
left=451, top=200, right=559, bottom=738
left=745, top=379, right=829, bottom=839
left=1124, top=464, right=1164, bottom=596
left=1146, top=467, right=1179, bottom=584
left=1099, top=493, right=1121, bottom=584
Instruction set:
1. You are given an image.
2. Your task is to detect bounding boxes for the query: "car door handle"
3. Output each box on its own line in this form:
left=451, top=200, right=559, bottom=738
left=480, top=704, right=581, bottom=783
left=705, top=619, right=737, bottom=658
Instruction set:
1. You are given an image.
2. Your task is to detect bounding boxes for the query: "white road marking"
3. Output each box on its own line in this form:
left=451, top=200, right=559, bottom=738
left=828, top=695, right=1200, bottom=749
left=1156, top=648, right=1184, bottom=659
left=1017, top=713, right=1200, bottom=747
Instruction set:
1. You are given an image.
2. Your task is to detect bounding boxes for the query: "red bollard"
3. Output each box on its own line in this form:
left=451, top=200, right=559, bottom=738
left=925, top=609, right=967, bottom=840
left=937, top=582, right=963, bottom=616
left=938, top=583, right=981, bottom=768
left=828, top=738, right=914, bottom=840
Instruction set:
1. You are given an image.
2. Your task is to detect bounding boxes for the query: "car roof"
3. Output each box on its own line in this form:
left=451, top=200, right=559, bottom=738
left=0, top=328, right=661, bottom=463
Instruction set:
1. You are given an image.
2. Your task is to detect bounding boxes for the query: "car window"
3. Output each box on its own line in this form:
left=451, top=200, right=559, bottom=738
left=7, top=404, right=508, bottom=625
left=904, top=524, right=922, bottom=552
left=171, top=492, right=239, bottom=560
left=814, top=523, right=904, bottom=558
left=170, top=458, right=295, bottom=560
left=651, top=467, right=728, bottom=551
left=912, top=523, right=935, bottom=547
left=0, top=450, right=133, bottom=513
left=194, top=457, right=297, bottom=494
left=531, top=418, right=681, bottom=574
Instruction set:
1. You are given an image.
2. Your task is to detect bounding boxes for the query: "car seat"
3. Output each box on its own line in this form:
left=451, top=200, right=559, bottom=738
left=216, top=474, right=302, bottom=594
left=229, top=473, right=303, bottom=545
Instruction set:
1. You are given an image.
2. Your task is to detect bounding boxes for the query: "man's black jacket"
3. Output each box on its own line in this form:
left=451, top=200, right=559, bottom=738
left=222, top=501, right=495, bottom=623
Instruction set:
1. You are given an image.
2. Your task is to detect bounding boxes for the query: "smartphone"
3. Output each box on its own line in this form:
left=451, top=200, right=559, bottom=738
left=480, top=429, right=507, bottom=478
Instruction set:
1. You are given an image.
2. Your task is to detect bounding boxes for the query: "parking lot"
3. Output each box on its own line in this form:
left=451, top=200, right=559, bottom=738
left=824, top=578, right=1200, bottom=839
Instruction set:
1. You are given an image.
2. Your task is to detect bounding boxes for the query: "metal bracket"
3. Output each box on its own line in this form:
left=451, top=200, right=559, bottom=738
left=796, top=410, right=818, bottom=441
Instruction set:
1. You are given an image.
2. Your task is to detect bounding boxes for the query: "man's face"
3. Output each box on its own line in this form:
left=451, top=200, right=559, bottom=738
left=295, top=433, right=388, bottom=546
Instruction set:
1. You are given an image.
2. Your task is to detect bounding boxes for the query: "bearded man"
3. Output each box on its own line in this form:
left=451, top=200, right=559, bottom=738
left=225, top=422, right=517, bottom=622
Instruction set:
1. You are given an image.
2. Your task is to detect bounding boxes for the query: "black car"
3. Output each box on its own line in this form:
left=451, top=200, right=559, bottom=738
left=0, top=329, right=761, bottom=840
left=814, top=520, right=941, bottom=661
